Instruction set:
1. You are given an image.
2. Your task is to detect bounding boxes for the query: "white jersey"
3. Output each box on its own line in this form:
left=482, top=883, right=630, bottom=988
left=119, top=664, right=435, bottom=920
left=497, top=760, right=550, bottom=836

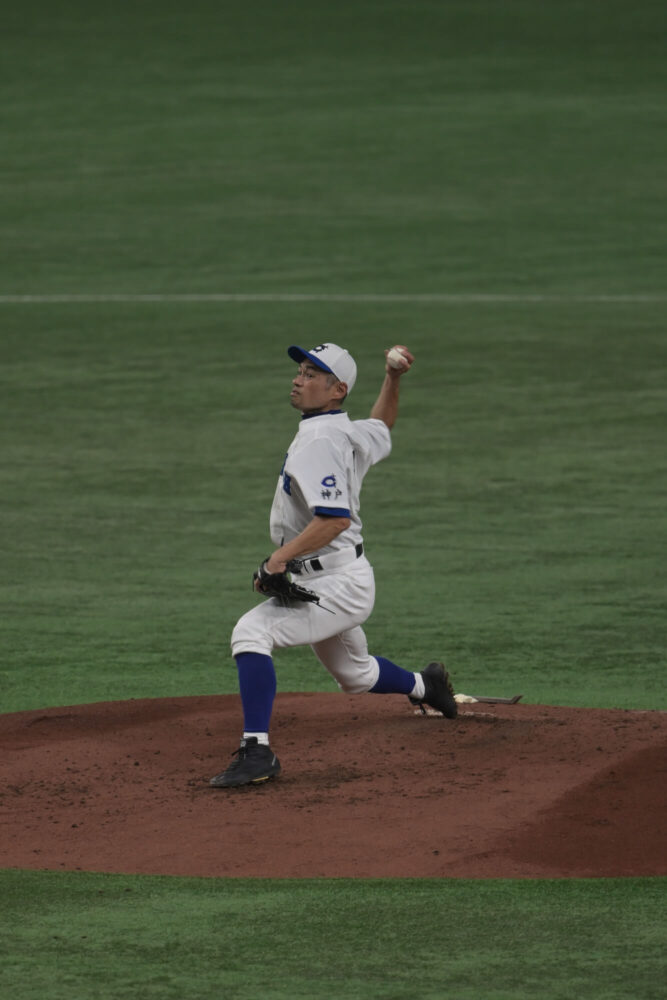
left=269, top=411, right=391, bottom=556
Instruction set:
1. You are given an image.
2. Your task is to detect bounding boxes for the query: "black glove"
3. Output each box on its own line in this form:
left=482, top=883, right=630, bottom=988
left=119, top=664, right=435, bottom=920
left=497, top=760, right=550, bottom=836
left=253, top=559, right=323, bottom=606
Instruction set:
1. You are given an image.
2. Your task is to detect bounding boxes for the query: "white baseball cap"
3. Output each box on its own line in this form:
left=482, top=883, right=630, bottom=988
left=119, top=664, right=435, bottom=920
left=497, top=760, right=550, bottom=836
left=287, top=342, right=357, bottom=393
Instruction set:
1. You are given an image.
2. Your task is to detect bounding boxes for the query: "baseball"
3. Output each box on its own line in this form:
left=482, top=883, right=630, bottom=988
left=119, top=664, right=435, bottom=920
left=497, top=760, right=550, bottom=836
left=387, top=347, right=408, bottom=369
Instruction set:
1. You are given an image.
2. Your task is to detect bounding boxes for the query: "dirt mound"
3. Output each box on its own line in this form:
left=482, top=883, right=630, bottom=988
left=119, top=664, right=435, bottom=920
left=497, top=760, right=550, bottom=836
left=1, top=694, right=664, bottom=878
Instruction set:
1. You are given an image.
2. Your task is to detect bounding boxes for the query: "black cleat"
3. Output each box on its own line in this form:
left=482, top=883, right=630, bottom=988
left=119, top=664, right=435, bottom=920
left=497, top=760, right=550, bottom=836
left=409, top=661, right=458, bottom=719
left=209, top=737, right=281, bottom=788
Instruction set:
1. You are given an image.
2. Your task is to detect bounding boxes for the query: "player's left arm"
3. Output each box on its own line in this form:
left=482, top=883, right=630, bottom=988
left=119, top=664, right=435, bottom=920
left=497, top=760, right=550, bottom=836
left=370, top=345, right=414, bottom=429
left=263, top=514, right=350, bottom=575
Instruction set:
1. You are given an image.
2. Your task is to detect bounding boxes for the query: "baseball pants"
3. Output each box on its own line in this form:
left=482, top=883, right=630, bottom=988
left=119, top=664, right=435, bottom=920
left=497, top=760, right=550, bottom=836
left=231, top=557, right=381, bottom=693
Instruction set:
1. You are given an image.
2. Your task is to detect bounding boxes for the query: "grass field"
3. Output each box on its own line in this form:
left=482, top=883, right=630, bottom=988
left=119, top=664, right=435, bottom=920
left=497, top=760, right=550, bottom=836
left=1, top=871, right=665, bottom=1000
left=3, top=1, right=665, bottom=298
left=2, top=1, right=666, bottom=997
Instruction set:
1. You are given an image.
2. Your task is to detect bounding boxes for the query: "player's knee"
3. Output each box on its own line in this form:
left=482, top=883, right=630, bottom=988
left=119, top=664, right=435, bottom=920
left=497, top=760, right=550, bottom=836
left=231, top=616, right=273, bottom=659
left=338, top=677, right=371, bottom=694
left=336, top=657, right=380, bottom=694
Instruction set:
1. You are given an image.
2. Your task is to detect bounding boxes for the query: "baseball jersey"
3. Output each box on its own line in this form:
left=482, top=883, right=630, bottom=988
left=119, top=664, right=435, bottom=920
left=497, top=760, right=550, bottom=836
left=269, top=411, right=392, bottom=555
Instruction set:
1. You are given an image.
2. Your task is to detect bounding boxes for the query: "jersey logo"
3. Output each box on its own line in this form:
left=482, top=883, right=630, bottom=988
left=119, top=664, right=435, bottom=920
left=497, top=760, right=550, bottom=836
left=281, top=453, right=292, bottom=495
left=320, top=474, right=342, bottom=501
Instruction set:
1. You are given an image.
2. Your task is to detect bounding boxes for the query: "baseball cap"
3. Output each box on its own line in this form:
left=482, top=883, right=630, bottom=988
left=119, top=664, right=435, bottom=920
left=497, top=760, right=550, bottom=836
left=287, top=343, right=357, bottom=393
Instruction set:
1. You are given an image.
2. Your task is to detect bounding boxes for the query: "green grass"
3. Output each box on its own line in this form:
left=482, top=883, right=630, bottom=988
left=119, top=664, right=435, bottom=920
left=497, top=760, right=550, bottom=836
left=1, top=871, right=665, bottom=1000
left=2, top=1, right=666, bottom=296
left=2, top=3, right=666, bottom=999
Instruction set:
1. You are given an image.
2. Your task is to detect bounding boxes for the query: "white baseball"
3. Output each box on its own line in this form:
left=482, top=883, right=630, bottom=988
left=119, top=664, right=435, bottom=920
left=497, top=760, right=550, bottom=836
left=387, top=347, right=408, bottom=369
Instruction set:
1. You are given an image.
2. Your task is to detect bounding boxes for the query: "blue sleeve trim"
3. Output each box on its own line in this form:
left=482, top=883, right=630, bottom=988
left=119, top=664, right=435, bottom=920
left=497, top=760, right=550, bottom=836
left=314, top=506, right=351, bottom=518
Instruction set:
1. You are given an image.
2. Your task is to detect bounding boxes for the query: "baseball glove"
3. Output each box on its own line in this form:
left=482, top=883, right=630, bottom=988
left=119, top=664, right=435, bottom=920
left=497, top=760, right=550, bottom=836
left=253, top=559, right=324, bottom=607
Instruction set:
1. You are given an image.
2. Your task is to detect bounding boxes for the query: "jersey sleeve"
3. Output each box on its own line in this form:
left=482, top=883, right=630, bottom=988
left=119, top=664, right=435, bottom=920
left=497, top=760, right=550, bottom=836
left=288, top=437, right=351, bottom=518
left=354, top=418, right=392, bottom=465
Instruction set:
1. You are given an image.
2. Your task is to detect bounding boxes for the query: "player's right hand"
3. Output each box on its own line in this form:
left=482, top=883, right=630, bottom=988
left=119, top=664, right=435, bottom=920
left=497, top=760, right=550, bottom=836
left=385, top=346, right=414, bottom=374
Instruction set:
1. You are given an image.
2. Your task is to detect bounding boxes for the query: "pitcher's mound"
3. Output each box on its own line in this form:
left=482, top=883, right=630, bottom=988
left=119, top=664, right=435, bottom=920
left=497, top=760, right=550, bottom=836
left=1, top=694, right=665, bottom=878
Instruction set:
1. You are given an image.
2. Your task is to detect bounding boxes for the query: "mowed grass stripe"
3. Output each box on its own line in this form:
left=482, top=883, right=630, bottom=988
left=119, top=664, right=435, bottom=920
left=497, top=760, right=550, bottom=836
left=1, top=293, right=666, bottom=304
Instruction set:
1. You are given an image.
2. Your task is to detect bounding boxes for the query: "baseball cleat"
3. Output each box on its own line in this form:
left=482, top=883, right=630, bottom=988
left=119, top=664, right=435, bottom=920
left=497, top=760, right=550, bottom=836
left=409, top=661, right=458, bottom=719
left=209, top=737, right=281, bottom=788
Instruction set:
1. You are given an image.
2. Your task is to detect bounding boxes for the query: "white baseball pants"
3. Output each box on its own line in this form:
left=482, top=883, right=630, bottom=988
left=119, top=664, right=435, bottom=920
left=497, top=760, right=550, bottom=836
left=231, top=557, right=381, bottom=694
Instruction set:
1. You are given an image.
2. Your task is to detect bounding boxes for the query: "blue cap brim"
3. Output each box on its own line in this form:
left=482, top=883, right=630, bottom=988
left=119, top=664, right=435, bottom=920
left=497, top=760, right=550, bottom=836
left=287, top=345, right=335, bottom=374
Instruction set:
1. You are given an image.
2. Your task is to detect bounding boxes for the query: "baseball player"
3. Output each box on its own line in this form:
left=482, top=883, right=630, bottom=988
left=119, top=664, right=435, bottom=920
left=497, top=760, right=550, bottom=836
left=210, top=342, right=457, bottom=787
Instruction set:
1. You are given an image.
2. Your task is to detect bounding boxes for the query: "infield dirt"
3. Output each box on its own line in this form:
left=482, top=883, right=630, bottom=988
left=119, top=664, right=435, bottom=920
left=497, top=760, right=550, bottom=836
left=1, top=694, right=664, bottom=878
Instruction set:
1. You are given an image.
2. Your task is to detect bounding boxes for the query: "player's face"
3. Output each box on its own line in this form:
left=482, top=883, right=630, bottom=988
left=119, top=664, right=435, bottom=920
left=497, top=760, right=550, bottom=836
left=290, top=363, right=345, bottom=414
